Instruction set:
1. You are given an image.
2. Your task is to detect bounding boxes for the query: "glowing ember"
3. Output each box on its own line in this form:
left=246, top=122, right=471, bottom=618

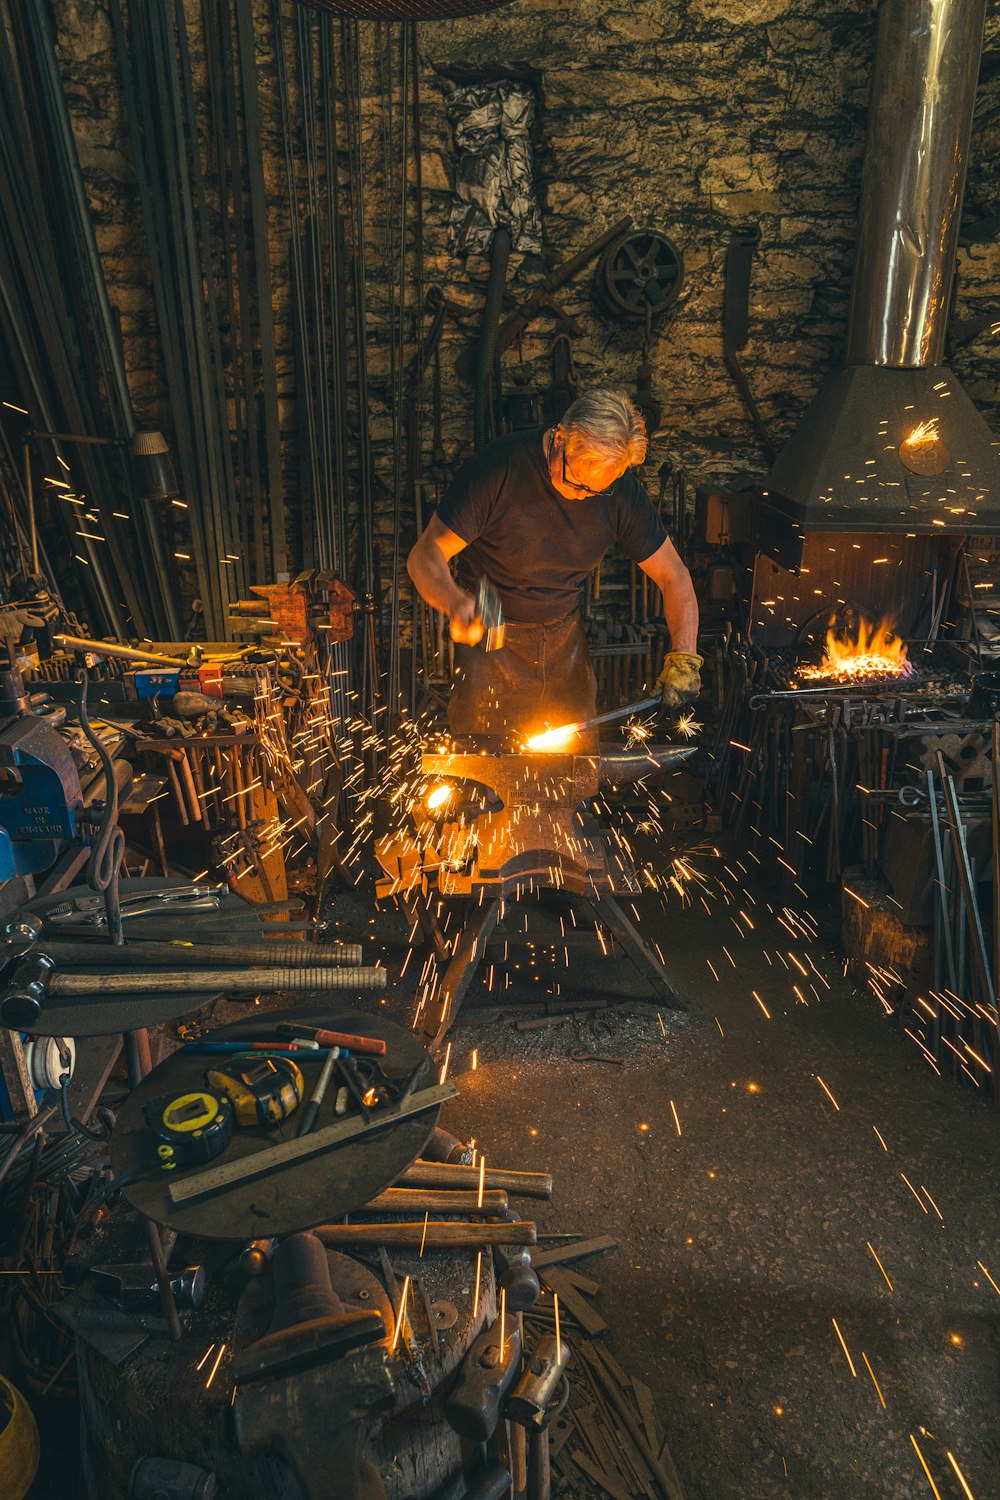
left=425, top=782, right=452, bottom=809
left=797, top=616, right=912, bottom=682
left=526, top=723, right=578, bottom=751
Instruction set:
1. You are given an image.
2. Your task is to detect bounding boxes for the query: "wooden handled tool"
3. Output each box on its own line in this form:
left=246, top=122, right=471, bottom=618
left=399, top=1159, right=553, bottom=1200
left=362, top=1187, right=509, bottom=1216
left=21, top=940, right=365, bottom=969
left=315, top=1222, right=536, bottom=1249
left=29, top=963, right=387, bottom=997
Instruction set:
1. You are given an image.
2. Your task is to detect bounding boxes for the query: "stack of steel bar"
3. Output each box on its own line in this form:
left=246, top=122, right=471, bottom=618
left=0, top=1, right=177, bottom=639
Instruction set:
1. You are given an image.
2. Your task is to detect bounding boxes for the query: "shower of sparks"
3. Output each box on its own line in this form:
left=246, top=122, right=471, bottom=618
left=674, top=711, right=702, bottom=740
left=419, top=1213, right=430, bottom=1257
left=904, top=417, right=941, bottom=447
left=669, top=1100, right=682, bottom=1136
left=554, top=1292, right=562, bottom=1364
left=426, top=782, right=452, bottom=810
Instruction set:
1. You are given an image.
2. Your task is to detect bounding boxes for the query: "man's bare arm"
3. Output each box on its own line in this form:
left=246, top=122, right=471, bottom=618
left=406, top=515, right=483, bottom=645
left=638, top=537, right=699, bottom=653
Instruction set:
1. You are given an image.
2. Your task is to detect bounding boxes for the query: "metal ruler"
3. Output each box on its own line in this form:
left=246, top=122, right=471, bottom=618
left=167, top=1082, right=458, bottom=1206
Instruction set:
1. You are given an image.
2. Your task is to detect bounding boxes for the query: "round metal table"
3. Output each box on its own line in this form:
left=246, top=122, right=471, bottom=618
left=111, top=1007, right=436, bottom=1239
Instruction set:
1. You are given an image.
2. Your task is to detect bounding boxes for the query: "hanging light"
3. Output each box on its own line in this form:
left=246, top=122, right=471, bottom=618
left=128, top=431, right=180, bottom=503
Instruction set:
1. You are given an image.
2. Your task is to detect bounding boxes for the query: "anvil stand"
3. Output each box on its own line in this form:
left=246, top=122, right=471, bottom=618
left=382, top=743, right=688, bottom=1055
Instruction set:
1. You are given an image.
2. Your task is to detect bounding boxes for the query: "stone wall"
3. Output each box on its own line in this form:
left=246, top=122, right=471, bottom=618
left=47, top=0, right=1000, bottom=635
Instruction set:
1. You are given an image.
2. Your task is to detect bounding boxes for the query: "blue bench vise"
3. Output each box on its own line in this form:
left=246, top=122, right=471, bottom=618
left=0, top=669, right=83, bottom=877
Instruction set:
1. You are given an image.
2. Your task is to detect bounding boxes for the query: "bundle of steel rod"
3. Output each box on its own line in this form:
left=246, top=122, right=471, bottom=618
left=0, top=2, right=175, bottom=639
left=109, top=0, right=251, bottom=637
left=897, top=740, right=1000, bottom=1104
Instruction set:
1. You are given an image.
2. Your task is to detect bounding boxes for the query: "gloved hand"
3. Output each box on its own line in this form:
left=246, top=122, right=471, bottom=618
left=656, top=651, right=703, bottom=708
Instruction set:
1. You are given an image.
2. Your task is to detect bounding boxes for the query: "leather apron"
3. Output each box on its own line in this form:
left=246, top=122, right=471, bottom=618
left=449, top=611, right=597, bottom=738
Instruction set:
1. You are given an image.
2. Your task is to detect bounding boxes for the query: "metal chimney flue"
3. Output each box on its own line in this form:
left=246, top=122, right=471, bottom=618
left=760, top=0, right=1000, bottom=559
left=847, top=0, right=985, bottom=368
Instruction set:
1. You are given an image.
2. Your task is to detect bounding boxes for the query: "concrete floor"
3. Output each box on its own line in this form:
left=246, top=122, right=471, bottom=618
left=372, top=847, right=1000, bottom=1500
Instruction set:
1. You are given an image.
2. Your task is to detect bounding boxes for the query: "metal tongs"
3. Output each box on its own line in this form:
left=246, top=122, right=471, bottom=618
left=46, top=883, right=227, bottom=928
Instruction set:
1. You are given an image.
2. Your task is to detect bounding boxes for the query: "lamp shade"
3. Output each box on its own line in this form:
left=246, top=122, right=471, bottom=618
left=129, top=431, right=180, bottom=502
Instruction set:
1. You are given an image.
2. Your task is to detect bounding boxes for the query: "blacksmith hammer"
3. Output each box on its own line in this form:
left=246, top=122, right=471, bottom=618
left=474, top=577, right=506, bottom=652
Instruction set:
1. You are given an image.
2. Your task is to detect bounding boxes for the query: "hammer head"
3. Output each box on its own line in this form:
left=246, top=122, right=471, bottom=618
left=474, top=578, right=505, bottom=652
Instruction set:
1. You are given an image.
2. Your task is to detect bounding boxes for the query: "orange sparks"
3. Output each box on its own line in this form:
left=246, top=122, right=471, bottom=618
left=554, top=1292, right=562, bottom=1364
left=910, top=1434, right=944, bottom=1500
left=816, top=1076, right=841, bottom=1111
left=861, top=1352, right=886, bottom=1408
left=477, top=1154, right=486, bottom=1208
left=473, top=1251, right=482, bottom=1319
left=390, top=1275, right=411, bottom=1352
left=832, top=1318, right=857, bottom=1377
left=669, top=1100, right=682, bottom=1136
left=867, top=1242, right=893, bottom=1291
left=947, top=1452, right=977, bottom=1500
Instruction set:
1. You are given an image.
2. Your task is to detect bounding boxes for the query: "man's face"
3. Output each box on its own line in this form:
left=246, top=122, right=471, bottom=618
left=547, top=427, right=628, bottom=501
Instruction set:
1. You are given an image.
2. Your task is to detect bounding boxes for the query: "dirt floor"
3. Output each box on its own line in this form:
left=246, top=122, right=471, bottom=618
left=371, top=848, right=1000, bottom=1500
left=26, top=837, right=1000, bottom=1500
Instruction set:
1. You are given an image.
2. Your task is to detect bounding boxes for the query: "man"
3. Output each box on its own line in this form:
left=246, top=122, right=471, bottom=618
left=406, top=388, right=700, bottom=740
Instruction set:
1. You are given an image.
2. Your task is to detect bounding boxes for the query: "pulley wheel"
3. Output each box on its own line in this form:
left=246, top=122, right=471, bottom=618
left=596, top=229, right=683, bottom=320
left=299, top=0, right=516, bottom=17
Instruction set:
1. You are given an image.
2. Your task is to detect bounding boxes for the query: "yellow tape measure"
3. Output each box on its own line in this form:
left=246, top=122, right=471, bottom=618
left=144, top=1090, right=234, bottom=1172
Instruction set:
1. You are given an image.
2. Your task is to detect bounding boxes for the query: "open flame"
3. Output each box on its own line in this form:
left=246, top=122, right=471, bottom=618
left=797, top=616, right=912, bottom=683
left=526, top=723, right=579, bottom=752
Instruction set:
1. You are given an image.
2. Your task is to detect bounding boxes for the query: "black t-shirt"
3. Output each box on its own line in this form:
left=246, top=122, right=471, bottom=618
left=437, top=426, right=667, bottom=623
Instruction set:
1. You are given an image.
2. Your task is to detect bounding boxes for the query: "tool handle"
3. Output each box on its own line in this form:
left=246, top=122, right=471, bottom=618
left=364, top=1187, right=509, bottom=1216
left=278, top=1024, right=386, bottom=1055
left=51, top=965, right=386, bottom=996
left=399, top=1159, right=554, bottom=1200
left=314, top=1222, right=537, bottom=1249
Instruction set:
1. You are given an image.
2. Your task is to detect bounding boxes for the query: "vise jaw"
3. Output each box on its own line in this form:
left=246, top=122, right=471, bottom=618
left=0, top=711, right=83, bottom=875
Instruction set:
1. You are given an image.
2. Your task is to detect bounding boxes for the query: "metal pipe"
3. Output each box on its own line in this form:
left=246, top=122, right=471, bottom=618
left=846, top=0, right=988, bottom=367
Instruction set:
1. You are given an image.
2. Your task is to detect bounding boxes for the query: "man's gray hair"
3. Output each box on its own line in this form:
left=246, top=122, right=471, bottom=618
left=561, top=389, right=648, bottom=467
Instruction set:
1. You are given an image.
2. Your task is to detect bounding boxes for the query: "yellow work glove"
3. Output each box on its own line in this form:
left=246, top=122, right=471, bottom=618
left=656, top=651, right=703, bottom=708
